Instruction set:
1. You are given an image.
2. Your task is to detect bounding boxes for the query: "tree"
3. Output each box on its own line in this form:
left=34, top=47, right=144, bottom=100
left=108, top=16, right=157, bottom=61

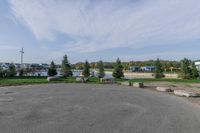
left=8, top=63, right=16, bottom=77
left=82, top=60, right=90, bottom=77
left=48, top=61, right=57, bottom=76
left=154, top=58, right=164, bottom=79
left=179, top=58, right=192, bottom=79
left=97, top=60, right=105, bottom=78
left=61, top=55, right=72, bottom=77
left=191, top=62, right=199, bottom=79
left=0, top=66, right=3, bottom=78
left=113, top=58, right=124, bottom=79
left=19, top=69, right=24, bottom=77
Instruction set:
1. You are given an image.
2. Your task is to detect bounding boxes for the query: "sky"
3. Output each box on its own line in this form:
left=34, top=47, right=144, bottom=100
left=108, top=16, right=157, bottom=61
left=0, top=0, right=200, bottom=64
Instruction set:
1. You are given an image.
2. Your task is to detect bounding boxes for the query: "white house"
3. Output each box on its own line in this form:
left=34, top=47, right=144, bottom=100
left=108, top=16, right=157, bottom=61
left=195, top=61, right=200, bottom=71
left=129, top=66, right=141, bottom=71
left=141, top=66, right=156, bottom=72
left=0, top=63, right=9, bottom=70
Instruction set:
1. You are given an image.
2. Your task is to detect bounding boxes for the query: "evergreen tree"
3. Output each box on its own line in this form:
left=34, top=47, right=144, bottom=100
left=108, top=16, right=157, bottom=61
left=61, top=55, right=72, bottom=77
left=8, top=63, right=16, bottom=77
left=179, top=58, right=192, bottom=79
left=97, top=60, right=105, bottom=78
left=48, top=61, right=57, bottom=76
left=82, top=60, right=90, bottom=77
left=113, top=58, right=124, bottom=79
left=191, top=62, right=199, bottom=79
left=0, top=66, right=3, bottom=78
left=154, top=58, right=164, bottom=79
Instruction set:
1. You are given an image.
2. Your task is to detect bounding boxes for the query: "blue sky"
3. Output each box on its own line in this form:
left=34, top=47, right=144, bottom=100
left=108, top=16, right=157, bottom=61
left=1, top=0, right=200, bottom=64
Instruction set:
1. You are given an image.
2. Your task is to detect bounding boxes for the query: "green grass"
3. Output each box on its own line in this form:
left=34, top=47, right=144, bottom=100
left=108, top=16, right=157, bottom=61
left=0, top=77, right=48, bottom=86
left=0, top=76, right=200, bottom=87
left=0, top=76, right=102, bottom=86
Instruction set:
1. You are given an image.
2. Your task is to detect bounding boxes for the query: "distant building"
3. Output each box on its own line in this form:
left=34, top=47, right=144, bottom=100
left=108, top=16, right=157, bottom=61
left=129, top=65, right=156, bottom=72
left=0, top=63, right=9, bottom=70
left=30, top=64, right=43, bottom=71
left=39, top=64, right=49, bottom=70
left=129, top=66, right=141, bottom=71
left=141, top=66, right=156, bottom=72
left=195, top=61, right=200, bottom=71
left=14, top=63, right=21, bottom=69
left=21, top=63, right=31, bottom=68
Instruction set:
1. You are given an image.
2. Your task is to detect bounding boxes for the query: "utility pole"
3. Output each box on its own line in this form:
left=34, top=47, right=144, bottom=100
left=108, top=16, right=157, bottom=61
left=20, top=48, right=24, bottom=68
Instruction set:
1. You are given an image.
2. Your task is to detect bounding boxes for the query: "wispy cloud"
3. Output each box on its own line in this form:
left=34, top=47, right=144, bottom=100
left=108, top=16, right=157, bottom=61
left=9, top=0, right=200, bottom=53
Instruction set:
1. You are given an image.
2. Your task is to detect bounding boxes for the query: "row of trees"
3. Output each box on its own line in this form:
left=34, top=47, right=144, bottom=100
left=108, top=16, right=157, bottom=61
left=48, top=55, right=73, bottom=77
left=154, top=58, right=199, bottom=79
left=1, top=54, right=199, bottom=80
left=73, top=60, right=182, bottom=72
left=48, top=55, right=125, bottom=79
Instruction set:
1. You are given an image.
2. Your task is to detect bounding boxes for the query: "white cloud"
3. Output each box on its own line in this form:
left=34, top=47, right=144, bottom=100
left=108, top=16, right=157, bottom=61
left=120, top=51, right=200, bottom=61
left=9, top=0, right=200, bottom=53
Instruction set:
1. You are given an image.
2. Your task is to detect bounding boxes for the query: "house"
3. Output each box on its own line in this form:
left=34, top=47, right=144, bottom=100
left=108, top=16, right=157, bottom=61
left=39, top=64, right=49, bottom=70
left=141, top=66, right=156, bottom=72
left=30, top=64, right=43, bottom=71
left=21, top=63, right=31, bottom=68
left=0, top=63, right=9, bottom=70
left=14, top=63, right=21, bottom=69
left=129, top=66, right=141, bottom=71
left=195, top=61, right=200, bottom=71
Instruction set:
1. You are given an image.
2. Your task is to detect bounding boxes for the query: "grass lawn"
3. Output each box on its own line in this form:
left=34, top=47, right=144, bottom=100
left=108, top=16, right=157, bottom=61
left=0, top=76, right=200, bottom=87
left=0, top=76, right=101, bottom=86
left=0, top=77, right=48, bottom=86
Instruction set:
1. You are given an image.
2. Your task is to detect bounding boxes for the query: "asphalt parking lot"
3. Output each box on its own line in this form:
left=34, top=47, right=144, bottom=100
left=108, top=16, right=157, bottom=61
left=0, top=83, right=200, bottom=133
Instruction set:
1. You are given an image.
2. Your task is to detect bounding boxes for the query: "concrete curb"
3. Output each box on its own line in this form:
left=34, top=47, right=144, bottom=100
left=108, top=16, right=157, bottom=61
left=121, top=82, right=131, bottom=86
left=133, top=82, right=144, bottom=88
left=156, top=87, right=173, bottom=92
left=174, top=90, right=199, bottom=97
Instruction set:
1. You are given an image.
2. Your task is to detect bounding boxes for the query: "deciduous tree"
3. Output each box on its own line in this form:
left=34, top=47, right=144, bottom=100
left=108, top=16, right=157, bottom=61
left=97, top=60, right=105, bottom=78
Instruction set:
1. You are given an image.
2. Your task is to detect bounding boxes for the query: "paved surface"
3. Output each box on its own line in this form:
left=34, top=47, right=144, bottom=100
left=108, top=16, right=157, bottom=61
left=0, top=84, right=200, bottom=133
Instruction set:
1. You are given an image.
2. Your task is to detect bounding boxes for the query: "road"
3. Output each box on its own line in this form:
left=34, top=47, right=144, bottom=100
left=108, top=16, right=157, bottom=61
left=0, top=84, right=200, bottom=133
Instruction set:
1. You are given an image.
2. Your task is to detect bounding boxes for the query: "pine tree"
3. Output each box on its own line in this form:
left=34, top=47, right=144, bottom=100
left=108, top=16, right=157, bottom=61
left=8, top=63, right=16, bottom=77
left=179, top=58, right=192, bottom=79
left=61, top=55, right=72, bottom=77
left=97, top=60, right=105, bottom=78
left=191, top=62, right=199, bottom=79
left=0, top=66, right=3, bottom=78
left=154, top=58, right=164, bottom=79
left=113, top=58, right=124, bottom=79
left=48, top=61, right=57, bottom=76
left=82, top=60, right=90, bottom=77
